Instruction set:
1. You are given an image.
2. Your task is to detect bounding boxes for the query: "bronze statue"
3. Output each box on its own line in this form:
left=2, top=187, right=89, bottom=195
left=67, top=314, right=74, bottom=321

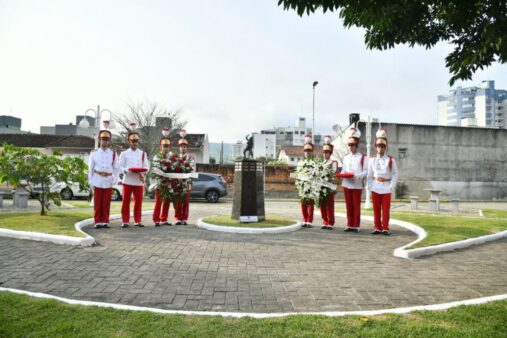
left=243, top=134, right=254, bottom=159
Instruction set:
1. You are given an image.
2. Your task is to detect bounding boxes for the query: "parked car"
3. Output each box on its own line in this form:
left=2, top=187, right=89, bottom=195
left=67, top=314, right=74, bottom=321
left=34, top=182, right=123, bottom=201
left=190, top=173, right=228, bottom=203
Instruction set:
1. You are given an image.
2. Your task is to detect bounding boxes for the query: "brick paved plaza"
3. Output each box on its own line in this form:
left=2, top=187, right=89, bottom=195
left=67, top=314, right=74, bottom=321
left=0, top=201, right=506, bottom=313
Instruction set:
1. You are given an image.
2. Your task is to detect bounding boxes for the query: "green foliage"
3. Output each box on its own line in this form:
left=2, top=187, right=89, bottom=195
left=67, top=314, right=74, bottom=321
left=278, top=0, right=507, bottom=85
left=0, top=143, right=88, bottom=215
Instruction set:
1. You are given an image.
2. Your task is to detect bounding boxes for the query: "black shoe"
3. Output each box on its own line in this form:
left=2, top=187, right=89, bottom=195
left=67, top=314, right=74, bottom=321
left=321, top=226, right=328, bottom=230
left=135, top=223, right=144, bottom=227
left=121, top=223, right=129, bottom=228
left=175, top=221, right=182, bottom=225
left=102, top=224, right=110, bottom=229
left=155, top=222, right=160, bottom=227
left=353, top=228, right=360, bottom=233
left=182, top=221, right=188, bottom=225
left=344, top=228, right=353, bottom=232
left=162, top=221, right=172, bottom=226
left=94, top=224, right=102, bottom=229
left=371, top=230, right=382, bottom=235
left=301, top=223, right=307, bottom=228
left=327, top=226, right=334, bottom=230
left=382, top=231, right=391, bottom=236
left=306, top=224, right=312, bottom=228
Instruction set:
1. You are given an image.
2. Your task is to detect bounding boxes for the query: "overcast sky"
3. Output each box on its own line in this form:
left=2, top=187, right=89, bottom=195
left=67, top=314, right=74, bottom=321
left=1, top=0, right=506, bottom=143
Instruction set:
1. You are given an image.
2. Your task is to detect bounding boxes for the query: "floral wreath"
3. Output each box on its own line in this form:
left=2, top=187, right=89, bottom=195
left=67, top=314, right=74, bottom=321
left=150, top=152, right=194, bottom=202
left=294, top=156, right=333, bottom=206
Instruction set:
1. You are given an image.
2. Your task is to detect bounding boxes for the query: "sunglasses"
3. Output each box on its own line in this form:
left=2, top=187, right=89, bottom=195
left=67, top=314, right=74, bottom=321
left=130, top=140, right=139, bottom=143
left=347, top=143, right=357, bottom=147
left=162, top=144, right=170, bottom=148
left=376, top=144, right=386, bottom=148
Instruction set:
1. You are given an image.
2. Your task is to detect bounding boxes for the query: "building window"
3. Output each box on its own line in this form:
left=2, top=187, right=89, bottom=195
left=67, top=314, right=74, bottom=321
left=398, top=148, right=408, bottom=159
left=290, top=157, right=294, bottom=161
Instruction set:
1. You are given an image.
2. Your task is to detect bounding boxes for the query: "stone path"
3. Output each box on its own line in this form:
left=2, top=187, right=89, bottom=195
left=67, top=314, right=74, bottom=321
left=0, top=201, right=506, bottom=313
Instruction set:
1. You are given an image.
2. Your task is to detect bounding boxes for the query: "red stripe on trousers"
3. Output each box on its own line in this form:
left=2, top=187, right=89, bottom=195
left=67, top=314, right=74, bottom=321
left=174, top=192, right=190, bottom=221
left=153, top=190, right=171, bottom=223
left=319, top=192, right=335, bottom=225
left=372, top=191, right=391, bottom=231
left=301, top=200, right=314, bottom=223
left=121, top=184, right=144, bottom=224
left=343, top=187, right=362, bottom=228
left=93, top=187, right=112, bottom=224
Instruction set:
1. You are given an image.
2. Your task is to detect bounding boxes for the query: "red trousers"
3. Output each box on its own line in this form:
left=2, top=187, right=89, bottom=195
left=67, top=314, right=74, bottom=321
left=153, top=191, right=171, bottom=223
left=343, top=187, right=362, bottom=228
left=121, top=184, right=144, bottom=224
left=93, top=187, right=112, bottom=224
left=174, top=192, right=190, bottom=221
left=301, top=200, right=314, bottom=223
left=319, top=192, right=335, bottom=225
left=372, top=192, right=391, bottom=231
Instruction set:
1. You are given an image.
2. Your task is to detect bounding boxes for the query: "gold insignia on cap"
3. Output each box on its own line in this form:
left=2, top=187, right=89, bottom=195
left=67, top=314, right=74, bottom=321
left=128, top=133, right=140, bottom=141
left=160, top=139, right=171, bottom=145
left=99, top=131, right=111, bottom=139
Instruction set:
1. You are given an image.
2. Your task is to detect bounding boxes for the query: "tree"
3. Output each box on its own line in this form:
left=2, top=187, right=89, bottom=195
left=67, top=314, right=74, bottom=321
left=278, top=0, right=507, bottom=85
left=209, top=157, right=217, bottom=164
left=113, top=99, right=187, bottom=160
left=0, top=144, right=89, bottom=215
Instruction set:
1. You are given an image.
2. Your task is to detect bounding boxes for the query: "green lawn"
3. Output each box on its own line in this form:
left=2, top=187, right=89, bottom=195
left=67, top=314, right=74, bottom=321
left=202, top=215, right=295, bottom=228
left=0, top=202, right=156, bottom=237
left=0, top=211, right=92, bottom=237
left=1, top=292, right=506, bottom=337
left=482, top=208, right=507, bottom=219
left=390, top=212, right=507, bottom=249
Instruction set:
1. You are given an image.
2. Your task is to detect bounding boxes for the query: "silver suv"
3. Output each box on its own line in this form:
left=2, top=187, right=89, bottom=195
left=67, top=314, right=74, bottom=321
left=191, top=173, right=228, bottom=203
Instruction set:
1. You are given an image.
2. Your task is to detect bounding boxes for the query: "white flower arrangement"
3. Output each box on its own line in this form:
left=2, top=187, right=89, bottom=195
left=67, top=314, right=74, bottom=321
left=294, top=157, right=333, bottom=206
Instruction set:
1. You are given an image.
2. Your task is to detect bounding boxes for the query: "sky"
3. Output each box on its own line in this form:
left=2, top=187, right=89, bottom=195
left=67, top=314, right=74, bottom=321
left=1, top=0, right=506, bottom=143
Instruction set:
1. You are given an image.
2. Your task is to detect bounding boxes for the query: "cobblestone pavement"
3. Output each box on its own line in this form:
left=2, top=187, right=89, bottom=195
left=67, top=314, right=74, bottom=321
left=0, top=201, right=506, bottom=313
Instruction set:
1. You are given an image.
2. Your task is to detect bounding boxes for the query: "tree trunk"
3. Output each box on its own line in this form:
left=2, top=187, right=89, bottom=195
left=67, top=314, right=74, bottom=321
left=40, top=183, right=46, bottom=216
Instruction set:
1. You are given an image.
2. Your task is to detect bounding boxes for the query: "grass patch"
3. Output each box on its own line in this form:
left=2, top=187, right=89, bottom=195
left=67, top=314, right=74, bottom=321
left=1, top=291, right=506, bottom=337
left=482, top=209, right=507, bottom=219
left=202, top=215, right=295, bottom=228
left=0, top=202, right=156, bottom=237
left=390, top=212, right=507, bottom=248
left=0, top=211, right=92, bottom=237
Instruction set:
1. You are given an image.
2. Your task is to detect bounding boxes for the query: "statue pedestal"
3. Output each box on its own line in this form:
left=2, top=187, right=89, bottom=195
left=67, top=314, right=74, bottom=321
left=231, top=160, right=265, bottom=221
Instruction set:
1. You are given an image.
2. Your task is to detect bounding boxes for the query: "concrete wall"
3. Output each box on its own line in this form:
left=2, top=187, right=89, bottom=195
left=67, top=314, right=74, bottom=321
left=356, top=122, right=507, bottom=200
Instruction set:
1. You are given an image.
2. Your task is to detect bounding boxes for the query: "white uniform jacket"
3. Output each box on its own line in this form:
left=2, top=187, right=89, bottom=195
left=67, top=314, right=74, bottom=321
left=341, top=152, right=368, bottom=189
left=88, top=148, right=120, bottom=189
left=119, top=148, right=150, bottom=186
left=367, top=154, right=398, bottom=194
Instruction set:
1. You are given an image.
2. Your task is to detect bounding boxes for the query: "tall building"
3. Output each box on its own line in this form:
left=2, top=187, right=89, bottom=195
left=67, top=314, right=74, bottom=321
left=0, top=115, right=29, bottom=134
left=232, top=141, right=244, bottom=160
left=437, top=80, right=507, bottom=128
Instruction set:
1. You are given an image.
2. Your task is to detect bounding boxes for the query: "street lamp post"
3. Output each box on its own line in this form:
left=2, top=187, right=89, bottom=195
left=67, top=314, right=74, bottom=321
left=364, top=115, right=372, bottom=209
left=78, top=105, right=113, bottom=149
left=312, top=81, right=318, bottom=144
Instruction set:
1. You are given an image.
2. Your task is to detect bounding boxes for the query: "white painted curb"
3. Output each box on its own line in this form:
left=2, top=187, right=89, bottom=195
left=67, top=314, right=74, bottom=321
left=0, top=210, right=156, bottom=247
left=336, top=212, right=507, bottom=259
left=1, top=287, right=506, bottom=318
left=197, top=218, right=302, bottom=234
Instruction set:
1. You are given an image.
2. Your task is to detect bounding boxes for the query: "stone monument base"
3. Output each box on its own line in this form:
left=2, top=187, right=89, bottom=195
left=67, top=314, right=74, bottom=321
left=231, top=159, right=265, bottom=221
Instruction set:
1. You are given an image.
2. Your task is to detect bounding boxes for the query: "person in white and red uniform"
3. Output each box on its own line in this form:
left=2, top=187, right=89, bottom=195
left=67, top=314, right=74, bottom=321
left=368, top=128, right=398, bottom=235
left=152, top=128, right=173, bottom=227
left=88, top=129, right=119, bottom=229
left=174, top=130, right=194, bottom=225
left=300, top=140, right=315, bottom=228
left=119, top=132, right=150, bottom=228
left=341, top=128, right=368, bottom=233
left=320, top=136, right=339, bottom=230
